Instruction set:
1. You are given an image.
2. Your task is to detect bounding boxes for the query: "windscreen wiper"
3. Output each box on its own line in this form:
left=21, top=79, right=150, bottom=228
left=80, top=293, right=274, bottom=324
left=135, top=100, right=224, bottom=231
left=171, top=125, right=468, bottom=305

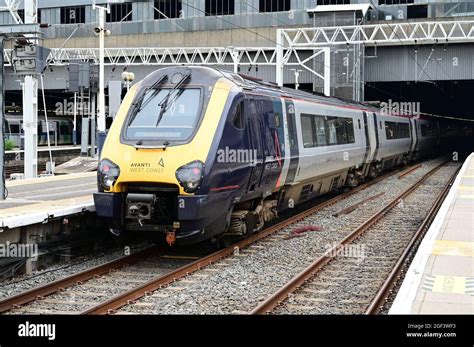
left=128, top=74, right=168, bottom=126
left=155, top=71, right=191, bottom=127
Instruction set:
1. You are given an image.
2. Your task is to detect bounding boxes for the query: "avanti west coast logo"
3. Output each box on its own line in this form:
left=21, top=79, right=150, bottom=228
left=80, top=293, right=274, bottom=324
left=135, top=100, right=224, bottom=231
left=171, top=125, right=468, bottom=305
left=18, top=321, right=56, bottom=340
left=217, top=146, right=258, bottom=163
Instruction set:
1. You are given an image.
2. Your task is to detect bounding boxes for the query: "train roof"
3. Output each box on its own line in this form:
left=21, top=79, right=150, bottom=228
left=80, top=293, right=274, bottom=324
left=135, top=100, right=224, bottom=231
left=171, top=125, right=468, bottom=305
left=142, top=66, right=376, bottom=113
left=216, top=68, right=381, bottom=113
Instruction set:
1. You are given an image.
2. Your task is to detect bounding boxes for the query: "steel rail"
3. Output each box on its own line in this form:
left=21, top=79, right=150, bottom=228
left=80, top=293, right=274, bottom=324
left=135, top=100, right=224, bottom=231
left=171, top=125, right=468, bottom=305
left=398, top=163, right=422, bottom=179
left=0, top=246, right=158, bottom=313
left=250, top=160, right=448, bottom=315
left=365, top=165, right=459, bottom=314
left=82, top=163, right=416, bottom=315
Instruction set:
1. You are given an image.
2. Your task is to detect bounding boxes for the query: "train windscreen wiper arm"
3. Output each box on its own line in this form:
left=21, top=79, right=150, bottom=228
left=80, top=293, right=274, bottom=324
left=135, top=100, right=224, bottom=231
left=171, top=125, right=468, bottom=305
left=155, top=71, right=191, bottom=127
left=128, top=74, right=168, bottom=126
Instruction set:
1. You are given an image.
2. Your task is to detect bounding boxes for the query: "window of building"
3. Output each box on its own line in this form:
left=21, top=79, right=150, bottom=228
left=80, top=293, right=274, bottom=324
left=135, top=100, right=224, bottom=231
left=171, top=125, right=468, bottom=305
left=10, top=123, right=21, bottom=134
left=379, top=0, right=414, bottom=4
left=385, top=121, right=410, bottom=139
left=17, top=9, right=25, bottom=22
left=60, top=6, right=85, bottom=24
left=316, top=0, right=350, bottom=5
left=205, top=0, right=235, bottom=16
left=107, top=3, right=133, bottom=23
left=259, top=0, right=290, bottom=12
left=16, top=9, right=44, bottom=23
left=407, top=4, right=427, bottom=19
left=154, top=0, right=182, bottom=19
left=301, top=114, right=355, bottom=148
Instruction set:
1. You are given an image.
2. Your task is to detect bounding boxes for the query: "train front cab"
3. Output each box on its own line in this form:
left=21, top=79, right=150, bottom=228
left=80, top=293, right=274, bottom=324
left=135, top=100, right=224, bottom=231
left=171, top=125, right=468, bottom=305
left=93, top=67, right=240, bottom=245
left=94, top=67, right=291, bottom=245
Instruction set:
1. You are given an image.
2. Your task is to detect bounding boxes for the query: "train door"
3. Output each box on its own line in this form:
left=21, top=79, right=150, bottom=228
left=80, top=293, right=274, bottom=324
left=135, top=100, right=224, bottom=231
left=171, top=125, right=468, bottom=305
left=372, top=113, right=380, bottom=160
left=409, top=118, right=417, bottom=154
left=256, top=98, right=283, bottom=194
left=245, top=99, right=264, bottom=194
left=284, top=99, right=299, bottom=184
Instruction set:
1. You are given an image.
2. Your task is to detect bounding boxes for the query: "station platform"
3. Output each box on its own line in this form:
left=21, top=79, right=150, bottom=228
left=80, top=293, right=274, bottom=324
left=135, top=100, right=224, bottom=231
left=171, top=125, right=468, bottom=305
left=5, top=145, right=89, bottom=154
left=0, top=172, right=96, bottom=230
left=390, top=153, right=474, bottom=314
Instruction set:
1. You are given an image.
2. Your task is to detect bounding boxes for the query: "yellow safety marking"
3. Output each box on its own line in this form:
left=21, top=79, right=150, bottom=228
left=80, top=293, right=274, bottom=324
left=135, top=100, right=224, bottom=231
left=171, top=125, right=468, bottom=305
left=432, top=240, right=474, bottom=257
left=422, top=275, right=474, bottom=295
left=0, top=195, right=93, bottom=219
left=457, top=186, right=474, bottom=191
left=462, top=175, right=474, bottom=178
left=6, top=172, right=96, bottom=188
left=459, top=195, right=474, bottom=199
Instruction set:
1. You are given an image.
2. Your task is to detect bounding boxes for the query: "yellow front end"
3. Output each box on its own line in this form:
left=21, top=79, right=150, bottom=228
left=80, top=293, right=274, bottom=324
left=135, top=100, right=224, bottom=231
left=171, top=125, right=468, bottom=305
left=101, top=77, right=233, bottom=194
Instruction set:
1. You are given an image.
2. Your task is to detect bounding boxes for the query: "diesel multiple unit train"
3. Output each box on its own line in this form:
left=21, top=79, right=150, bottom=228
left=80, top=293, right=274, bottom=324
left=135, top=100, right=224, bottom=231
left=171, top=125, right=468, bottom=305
left=94, top=66, right=466, bottom=245
left=4, top=114, right=74, bottom=148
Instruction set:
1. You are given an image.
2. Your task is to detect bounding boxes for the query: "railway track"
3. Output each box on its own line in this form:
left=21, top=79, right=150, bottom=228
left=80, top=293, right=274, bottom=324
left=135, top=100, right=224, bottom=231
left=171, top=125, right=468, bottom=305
left=80, top=159, right=450, bottom=315
left=0, top=158, right=456, bottom=315
left=0, top=247, right=198, bottom=314
left=251, top=161, right=459, bottom=314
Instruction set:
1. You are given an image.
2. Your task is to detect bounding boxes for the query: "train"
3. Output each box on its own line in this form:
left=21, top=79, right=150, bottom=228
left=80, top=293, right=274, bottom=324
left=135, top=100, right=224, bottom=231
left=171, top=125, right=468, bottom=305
left=3, top=114, right=74, bottom=148
left=93, top=66, right=469, bottom=246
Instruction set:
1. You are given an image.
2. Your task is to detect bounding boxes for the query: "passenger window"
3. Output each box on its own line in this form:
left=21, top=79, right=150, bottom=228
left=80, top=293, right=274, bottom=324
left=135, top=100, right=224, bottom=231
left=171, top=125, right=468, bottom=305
left=300, top=113, right=355, bottom=147
left=232, top=101, right=245, bottom=130
left=301, top=115, right=314, bottom=148
left=10, top=124, right=20, bottom=134
left=347, top=119, right=355, bottom=143
left=314, top=117, right=326, bottom=146
left=326, top=118, right=338, bottom=145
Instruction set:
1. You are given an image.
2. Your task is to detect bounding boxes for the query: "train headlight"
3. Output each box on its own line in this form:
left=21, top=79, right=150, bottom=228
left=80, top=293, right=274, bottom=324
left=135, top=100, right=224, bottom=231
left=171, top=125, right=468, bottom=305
left=98, top=159, right=120, bottom=190
left=176, top=160, right=204, bottom=194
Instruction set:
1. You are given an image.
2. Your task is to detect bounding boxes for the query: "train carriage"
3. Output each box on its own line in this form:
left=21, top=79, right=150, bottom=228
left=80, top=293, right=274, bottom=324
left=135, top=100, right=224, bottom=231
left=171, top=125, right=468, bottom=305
left=4, top=115, right=74, bottom=148
left=93, top=66, right=448, bottom=246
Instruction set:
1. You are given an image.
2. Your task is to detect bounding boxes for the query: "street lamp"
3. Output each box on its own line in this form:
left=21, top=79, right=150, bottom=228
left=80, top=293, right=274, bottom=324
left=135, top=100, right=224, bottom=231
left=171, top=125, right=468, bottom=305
left=93, top=2, right=110, bottom=156
left=121, top=71, right=135, bottom=91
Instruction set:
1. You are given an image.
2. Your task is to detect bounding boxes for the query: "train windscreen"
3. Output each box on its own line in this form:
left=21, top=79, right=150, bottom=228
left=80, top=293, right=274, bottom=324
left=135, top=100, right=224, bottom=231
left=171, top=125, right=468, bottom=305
left=125, top=88, right=202, bottom=142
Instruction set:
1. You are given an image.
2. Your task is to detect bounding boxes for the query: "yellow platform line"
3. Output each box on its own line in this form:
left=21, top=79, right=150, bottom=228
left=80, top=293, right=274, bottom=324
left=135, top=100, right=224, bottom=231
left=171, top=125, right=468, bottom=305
left=457, top=185, right=474, bottom=191
left=422, top=274, right=474, bottom=295
left=459, top=195, right=474, bottom=199
left=6, top=172, right=96, bottom=188
left=432, top=240, right=474, bottom=257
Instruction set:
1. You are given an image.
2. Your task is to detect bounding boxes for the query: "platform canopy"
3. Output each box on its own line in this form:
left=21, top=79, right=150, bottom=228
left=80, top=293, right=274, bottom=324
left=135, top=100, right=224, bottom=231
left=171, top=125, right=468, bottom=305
left=0, top=23, right=40, bottom=35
